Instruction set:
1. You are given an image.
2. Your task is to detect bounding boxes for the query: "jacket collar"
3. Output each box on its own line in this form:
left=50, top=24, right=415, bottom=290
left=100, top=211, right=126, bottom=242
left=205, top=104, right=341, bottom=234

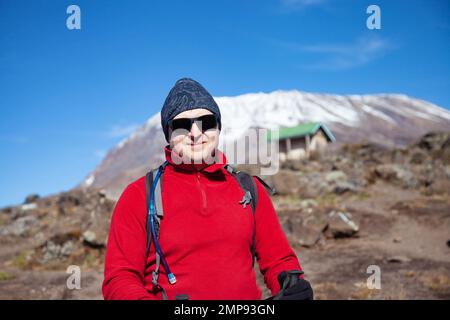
left=164, top=145, right=227, bottom=173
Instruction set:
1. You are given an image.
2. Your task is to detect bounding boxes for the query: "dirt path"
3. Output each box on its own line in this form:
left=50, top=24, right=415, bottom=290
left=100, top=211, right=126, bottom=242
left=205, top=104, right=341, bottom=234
left=294, top=181, right=450, bottom=299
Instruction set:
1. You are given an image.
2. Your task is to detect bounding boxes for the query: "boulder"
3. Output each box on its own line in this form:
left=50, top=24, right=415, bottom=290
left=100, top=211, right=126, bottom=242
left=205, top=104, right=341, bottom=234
left=334, top=180, right=358, bottom=194
left=24, top=194, right=40, bottom=204
left=373, top=164, right=418, bottom=188
left=271, top=170, right=301, bottom=195
left=283, top=211, right=328, bottom=247
left=82, top=230, right=105, bottom=248
left=325, top=170, right=347, bottom=183
left=0, top=215, right=38, bottom=237
left=386, top=256, right=412, bottom=263
left=324, top=210, right=359, bottom=239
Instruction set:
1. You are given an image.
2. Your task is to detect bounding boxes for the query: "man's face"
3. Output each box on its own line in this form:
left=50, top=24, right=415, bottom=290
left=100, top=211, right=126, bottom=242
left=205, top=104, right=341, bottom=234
left=169, top=108, right=220, bottom=164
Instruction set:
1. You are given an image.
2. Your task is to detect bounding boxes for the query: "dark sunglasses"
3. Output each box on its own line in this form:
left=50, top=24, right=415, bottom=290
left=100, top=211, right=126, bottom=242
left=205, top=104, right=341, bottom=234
left=169, top=114, right=218, bottom=133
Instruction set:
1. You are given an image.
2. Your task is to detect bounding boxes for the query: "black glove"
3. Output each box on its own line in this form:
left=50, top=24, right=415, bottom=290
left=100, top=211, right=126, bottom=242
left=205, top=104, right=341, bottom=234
left=273, top=270, right=314, bottom=300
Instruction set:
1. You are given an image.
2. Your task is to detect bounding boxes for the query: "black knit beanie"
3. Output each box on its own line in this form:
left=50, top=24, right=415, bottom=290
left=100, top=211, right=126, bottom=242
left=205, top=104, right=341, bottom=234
left=161, top=78, right=222, bottom=142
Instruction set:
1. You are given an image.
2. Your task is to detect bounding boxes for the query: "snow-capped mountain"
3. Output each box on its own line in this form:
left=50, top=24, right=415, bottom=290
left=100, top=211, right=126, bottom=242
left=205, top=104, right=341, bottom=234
left=80, top=90, right=450, bottom=199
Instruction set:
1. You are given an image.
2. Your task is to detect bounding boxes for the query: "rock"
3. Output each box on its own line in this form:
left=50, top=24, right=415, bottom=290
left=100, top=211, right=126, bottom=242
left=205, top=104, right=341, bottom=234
left=426, top=175, right=450, bottom=195
left=57, top=193, right=81, bottom=207
left=82, top=230, right=105, bottom=248
left=21, top=203, right=37, bottom=211
left=374, top=164, right=418, bottom=188
left=445, top=166, right=450, bottom=179
left=334, top=181, right=358, bottom=194
left=386, top=256, right=411, bottom=263
left=325, top=170, right=347, bottom=183
left=0, top=216, right=38, bottom=237
left=296, top=225, right=323, bottom=247
left=283, top=212, right=328, bottom=248
left=416, top=131, right=450, bottom=151
left=24, top=194, right=40, bottom=204
left=447, top=240, right=450, bottom=248
left=408, top=149, right=428, bottom=164
left=393, top=237, right=402, bottom=243
left=40, top=231, right=80, bottom=263
left=300, top=199, right=318, bottom=208
left=324, top=210, right=359, bottom=239
left=271, top=170, right=301, bottom=195
left=41, top=240, right=75, bottom=263
left=282, top=160, right=303, bottom=171
left=300, top=214, right=328, bottom=247
left=98, top=189, right=107, bottom=198
left=296, top=172, right=335, bottom=198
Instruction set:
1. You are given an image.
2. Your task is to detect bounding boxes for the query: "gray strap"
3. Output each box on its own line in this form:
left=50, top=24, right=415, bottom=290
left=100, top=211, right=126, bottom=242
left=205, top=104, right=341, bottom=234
left=151, top=252, right=168, bottom=300
left=239, top=190, right=253, bottom=209
left=160, top=287, right=168, bottom=300
left=225, top=164, right=234, bottom=174
left=225, top=164, right=258, bottom=267
left=152, top=168, right=164, bottom=218
left=152, top=253, right=161, bottom=287
left=155, top=253, right=161, bottom=278
left=148, top=162, right=170, bottom=300
left=150, top=166, right=167, bottom=300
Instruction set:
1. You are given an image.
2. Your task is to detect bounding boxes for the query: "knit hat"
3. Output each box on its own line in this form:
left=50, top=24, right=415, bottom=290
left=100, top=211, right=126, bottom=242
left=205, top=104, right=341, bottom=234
left=161, top=78, right=222, bottom=142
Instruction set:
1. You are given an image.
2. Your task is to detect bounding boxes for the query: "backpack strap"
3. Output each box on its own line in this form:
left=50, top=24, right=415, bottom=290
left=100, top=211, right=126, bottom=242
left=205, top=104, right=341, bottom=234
left=145, top=171, right=154, bottom=256
left=145, top=163, right=168, bottom=254
left=254, top=175, right=276, bottom=196
left=224, top=164, right=275, bottom=267
left=145, top=162, right=169, bottom=300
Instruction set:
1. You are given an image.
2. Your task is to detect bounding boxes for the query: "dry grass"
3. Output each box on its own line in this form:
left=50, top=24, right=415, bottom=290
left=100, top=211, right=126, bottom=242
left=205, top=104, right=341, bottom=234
left=419, top=272, right=450, bottom=292
left=350, top=282, right=382, bottom=300
left=6, top=250, right=33, bottom=270
left=313, top=282, right=340, bottom=300
left=0, top=271, right=15, bottom=281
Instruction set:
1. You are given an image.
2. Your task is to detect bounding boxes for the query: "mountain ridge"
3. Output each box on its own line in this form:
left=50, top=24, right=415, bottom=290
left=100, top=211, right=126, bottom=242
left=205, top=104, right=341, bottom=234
left=80, top=89, right=450, bottom=199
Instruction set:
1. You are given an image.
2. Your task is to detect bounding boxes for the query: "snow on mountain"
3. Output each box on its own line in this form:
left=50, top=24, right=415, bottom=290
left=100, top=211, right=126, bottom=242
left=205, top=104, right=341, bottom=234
left=79, top=89, right=450, bottom=199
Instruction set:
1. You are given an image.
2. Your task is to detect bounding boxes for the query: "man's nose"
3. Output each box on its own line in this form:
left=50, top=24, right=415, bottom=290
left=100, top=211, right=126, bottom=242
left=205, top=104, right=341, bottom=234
left=190, top=121, right=203, bottom=138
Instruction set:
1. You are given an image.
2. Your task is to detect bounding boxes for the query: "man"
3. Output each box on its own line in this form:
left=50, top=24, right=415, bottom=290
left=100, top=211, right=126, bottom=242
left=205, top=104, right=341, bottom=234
left=102, top=78, right=313, bottom=300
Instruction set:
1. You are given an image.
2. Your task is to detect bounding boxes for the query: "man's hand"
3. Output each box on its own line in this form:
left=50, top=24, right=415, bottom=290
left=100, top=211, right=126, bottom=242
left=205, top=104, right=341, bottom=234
left=274, top=270, right=314, bottom=300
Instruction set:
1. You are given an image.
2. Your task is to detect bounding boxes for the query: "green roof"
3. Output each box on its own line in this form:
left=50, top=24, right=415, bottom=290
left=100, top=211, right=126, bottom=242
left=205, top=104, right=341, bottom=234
left=267, top=122, right=336, bottom=142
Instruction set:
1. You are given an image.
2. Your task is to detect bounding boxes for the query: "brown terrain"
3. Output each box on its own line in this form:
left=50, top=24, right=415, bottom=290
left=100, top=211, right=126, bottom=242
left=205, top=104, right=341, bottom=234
left=0, top=131, right=449, bottom=299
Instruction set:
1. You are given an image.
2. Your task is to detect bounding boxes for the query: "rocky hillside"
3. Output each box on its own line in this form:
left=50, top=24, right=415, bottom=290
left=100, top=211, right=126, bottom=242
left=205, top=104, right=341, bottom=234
left=0, top=131, right=449, bottom=299
left=79, top=90, right=450, bottom=200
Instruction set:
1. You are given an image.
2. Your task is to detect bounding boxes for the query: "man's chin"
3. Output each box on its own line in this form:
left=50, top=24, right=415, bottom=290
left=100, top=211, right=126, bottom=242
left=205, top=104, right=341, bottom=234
left=184, top=149, right=214, bottom=164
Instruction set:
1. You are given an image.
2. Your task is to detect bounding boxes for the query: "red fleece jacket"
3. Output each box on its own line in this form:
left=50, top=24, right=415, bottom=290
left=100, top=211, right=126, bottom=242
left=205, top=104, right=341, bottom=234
left=102, top=146, right=303, bottom=300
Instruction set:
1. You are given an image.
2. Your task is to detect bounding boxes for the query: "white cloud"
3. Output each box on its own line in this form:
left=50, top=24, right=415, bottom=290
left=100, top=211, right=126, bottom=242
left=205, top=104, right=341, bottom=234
left=271, top=35, right=394, bottom=70
left=280, top=0, right=327, bottom=10
left=303, top=36, right=392, bottom=70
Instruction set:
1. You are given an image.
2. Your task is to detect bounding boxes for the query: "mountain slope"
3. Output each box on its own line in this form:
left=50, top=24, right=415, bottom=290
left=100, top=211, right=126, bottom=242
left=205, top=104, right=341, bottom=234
left=79, top=90, right=450, bottom=199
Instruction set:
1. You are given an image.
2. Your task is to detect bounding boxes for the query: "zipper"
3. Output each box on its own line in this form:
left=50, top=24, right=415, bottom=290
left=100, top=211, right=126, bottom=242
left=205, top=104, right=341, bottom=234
left=196, top=171, right=207, bottom=213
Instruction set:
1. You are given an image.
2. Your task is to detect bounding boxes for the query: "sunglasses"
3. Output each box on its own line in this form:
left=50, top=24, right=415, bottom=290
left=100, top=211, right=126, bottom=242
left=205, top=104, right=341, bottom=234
left=169, top=114, right=218, bottom=133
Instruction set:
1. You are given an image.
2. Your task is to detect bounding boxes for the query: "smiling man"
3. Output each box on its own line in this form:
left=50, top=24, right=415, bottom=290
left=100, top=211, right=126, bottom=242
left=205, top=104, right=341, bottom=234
left=102, top=78, right=313, bottom=300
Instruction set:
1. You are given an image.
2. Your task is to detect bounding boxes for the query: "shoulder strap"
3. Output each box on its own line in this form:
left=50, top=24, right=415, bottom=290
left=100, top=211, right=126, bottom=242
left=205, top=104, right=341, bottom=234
left=145, top=171, right=154, bottom=257
left=233, top=170, right=259, bottom=213
left=145, top=166, right=166, bottom=256
left=235, top=171, right=258, bottom=267
left=145, top=163, right=169, bottom=300
left=224, top=164, right=276, bottom=209
left=224, top=164, right=276, bottom=267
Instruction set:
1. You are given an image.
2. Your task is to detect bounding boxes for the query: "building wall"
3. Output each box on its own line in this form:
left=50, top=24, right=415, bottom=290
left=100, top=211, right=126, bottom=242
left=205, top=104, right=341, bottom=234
left=310, top=129, right=328, bottom=151
left=288, top=137, right=307, bottom=160
left=278, top=129, right=330, bottom=161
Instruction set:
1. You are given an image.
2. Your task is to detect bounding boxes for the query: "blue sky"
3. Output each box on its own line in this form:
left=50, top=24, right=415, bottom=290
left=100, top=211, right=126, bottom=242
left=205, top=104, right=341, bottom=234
left=0, top=0, right=449, bottom=207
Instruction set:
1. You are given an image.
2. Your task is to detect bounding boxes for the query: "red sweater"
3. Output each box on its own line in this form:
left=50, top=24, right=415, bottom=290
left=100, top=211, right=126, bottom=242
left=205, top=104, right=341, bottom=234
left=102, top=146, right=303, bottom=300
